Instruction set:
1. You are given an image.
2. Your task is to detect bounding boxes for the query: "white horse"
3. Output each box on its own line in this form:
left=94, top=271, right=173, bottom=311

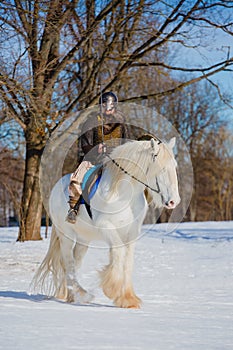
left=33, top=137, right=180, bottom=308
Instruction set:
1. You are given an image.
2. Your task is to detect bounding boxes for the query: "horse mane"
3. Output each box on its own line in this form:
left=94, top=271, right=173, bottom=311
left=103, top=140, right=175, bottom=194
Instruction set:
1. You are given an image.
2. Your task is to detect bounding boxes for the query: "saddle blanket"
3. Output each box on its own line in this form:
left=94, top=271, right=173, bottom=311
left=80, top=164, right=102, bottom=204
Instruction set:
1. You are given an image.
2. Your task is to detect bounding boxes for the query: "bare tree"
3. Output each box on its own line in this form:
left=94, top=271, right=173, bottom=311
left=0, top=0, right=232, bottom=239
left=0, top=140, right=24, bottom=226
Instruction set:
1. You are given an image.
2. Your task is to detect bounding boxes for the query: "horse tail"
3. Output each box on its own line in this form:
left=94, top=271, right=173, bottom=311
left=31, top=225, right=68, bottom=300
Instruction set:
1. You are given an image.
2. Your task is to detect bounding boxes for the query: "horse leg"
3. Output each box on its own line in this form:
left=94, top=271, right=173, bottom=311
left=99, top=224, right=126, bottom=303
left=55, top=233, right=75, bottom=302
left=100, top=246, right=126, bottom=303
left=73, top=242, right=94, bottom=303
left=57, top=234, right=89, bottom=303
left=114, top=242, right=141, bottom=309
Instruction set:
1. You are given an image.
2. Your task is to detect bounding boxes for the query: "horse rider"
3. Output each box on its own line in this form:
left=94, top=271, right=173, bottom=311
left=66, top=91, right=129, bottom=224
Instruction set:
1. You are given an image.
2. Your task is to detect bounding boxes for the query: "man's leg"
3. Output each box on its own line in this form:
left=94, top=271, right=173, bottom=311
left=66, top=161, right=94, bottom=224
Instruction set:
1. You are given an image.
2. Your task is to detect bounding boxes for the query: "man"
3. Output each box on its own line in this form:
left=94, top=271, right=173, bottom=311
left=66, top=91, right=129, bottom=224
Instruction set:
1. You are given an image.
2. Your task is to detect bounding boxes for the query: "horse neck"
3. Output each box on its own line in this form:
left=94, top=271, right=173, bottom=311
left=102, top=156, right=149, bottom=198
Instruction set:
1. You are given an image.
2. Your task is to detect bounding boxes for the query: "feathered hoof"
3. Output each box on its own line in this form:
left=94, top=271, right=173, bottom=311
left=66, top=289, right=76, bottom=303
left=99, top=267, right=123, bottom=300
left=114, top=292, right=142, bottom=309
left=76, top=290, right=94, bottom=304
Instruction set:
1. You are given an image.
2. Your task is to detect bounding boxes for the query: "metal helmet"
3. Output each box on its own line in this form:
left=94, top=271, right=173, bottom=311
left=99, top=91, right=118, bottom=111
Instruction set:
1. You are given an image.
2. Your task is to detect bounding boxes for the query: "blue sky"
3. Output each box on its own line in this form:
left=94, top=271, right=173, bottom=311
left=170, top=25, right=233, bottom=127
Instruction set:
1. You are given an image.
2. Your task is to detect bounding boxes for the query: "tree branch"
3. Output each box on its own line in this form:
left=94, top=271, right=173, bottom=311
left=120, top=61, right=233, bottom=102
left=44, top=0, right=122, bottom=94
left=131, top=58, right=233, bottom=73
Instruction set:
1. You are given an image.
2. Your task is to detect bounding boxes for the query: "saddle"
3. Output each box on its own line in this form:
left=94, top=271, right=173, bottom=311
left=80, top=164, right=102, bottom=218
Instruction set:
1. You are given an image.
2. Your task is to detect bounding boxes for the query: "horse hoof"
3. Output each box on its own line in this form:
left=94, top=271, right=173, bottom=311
left=114, top=295, right=142, bottom=309
left=77, top=291, right=94, bottom=304
left=66, top=293, right=75, bottom=303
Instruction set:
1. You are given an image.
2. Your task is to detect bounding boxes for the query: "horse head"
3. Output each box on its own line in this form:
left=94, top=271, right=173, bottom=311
left=103, top=137, right=180, bottom=211
left=148, top=137, right=180, bottom=210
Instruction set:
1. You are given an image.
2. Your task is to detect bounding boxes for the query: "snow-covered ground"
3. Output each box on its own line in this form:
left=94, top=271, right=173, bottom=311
left=1, top=221, right=233, bottom=350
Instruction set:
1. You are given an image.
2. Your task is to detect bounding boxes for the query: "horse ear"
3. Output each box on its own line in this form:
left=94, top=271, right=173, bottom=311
left=168, top=137, right=176, bottom=149
left=150, top=138, right=160, bottom=151
left=150, top=138, right=155, bottom=150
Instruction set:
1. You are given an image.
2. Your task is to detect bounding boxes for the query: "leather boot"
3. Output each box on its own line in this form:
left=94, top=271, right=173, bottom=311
left=66, top=196, right=81, bottom=224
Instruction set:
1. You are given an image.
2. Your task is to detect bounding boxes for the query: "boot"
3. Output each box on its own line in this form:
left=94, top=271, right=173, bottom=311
left=66, top=196, right=81, bottom=224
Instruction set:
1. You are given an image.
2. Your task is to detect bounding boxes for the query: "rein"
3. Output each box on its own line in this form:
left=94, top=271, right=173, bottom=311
left=105, top=153, right=161, bottom=194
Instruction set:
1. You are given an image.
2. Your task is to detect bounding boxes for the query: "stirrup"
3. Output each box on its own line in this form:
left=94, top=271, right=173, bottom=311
left=66, top=208, right=78, bottom=224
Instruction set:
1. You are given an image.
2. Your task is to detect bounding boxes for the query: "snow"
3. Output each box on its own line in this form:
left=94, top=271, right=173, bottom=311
left=1, top=221, right=233, bottom=350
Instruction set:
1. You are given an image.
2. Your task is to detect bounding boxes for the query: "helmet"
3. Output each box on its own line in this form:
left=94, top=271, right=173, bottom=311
left=99, top=91, right=118, bottom=111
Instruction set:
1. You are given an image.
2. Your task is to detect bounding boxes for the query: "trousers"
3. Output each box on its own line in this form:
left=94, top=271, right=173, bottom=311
left=68, top=161, right=94, bottom=202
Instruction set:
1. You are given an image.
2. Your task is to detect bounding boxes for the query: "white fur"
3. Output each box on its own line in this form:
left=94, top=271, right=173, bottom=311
left=32, top=139, right=180, bottom=308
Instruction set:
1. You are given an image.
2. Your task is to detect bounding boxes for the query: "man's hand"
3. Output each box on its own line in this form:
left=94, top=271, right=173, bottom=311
left=98, top=143, right=106, bottom=154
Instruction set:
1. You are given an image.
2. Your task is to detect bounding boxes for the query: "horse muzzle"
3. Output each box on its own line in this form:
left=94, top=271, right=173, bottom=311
left=164, top=196, right=180, bottom=209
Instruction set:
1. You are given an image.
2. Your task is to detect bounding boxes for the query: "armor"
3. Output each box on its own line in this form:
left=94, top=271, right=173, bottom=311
left=66, top=92, right=128, bottom=223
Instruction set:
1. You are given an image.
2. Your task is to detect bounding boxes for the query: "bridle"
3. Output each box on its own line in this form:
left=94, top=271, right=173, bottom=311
left=105, top=144, right=162, bottom=195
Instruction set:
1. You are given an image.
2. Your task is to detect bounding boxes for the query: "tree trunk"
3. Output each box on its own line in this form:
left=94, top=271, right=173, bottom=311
left=17, top=139, right=44, bottom=241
